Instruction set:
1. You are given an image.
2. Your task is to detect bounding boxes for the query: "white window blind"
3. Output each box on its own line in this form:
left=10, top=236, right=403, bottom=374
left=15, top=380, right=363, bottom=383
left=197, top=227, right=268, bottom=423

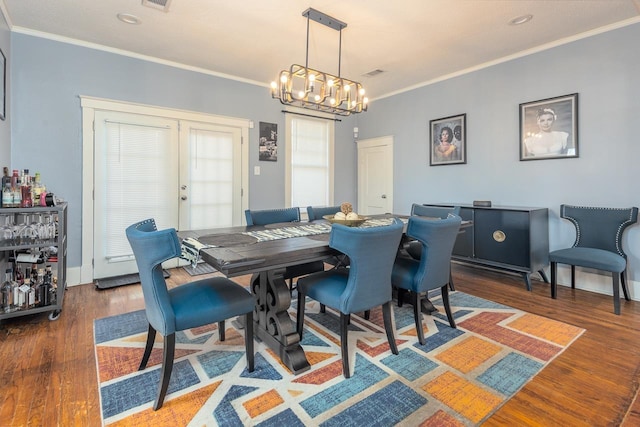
left=290, top=117, right=332, bottom=208
left=187, top=128, right=234, bottom=229
left=103, top=121, right=176, bottom=259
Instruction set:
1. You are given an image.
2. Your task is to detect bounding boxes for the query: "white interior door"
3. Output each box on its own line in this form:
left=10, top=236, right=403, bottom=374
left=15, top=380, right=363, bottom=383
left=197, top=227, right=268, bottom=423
left=357, top=136, right=394, bottom=215
left=93, top=111, right=180, bottom=278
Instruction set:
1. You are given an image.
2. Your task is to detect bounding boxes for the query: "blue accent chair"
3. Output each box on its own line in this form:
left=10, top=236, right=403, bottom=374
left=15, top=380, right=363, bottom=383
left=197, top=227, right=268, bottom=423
left=245, top=207, right=300, bottom=225
left=125, top=219, right=255, bottom=410
left=549, top=205, right=638, bottom=315
left=296, top=219, right=404, bottom=378
left=392, top=215, right=462, bottom=345
left=245, top=208, right=325, bottom=291
left=306, top=205, right=342, bottom=221
left=406, top=204, right=461, bottom=291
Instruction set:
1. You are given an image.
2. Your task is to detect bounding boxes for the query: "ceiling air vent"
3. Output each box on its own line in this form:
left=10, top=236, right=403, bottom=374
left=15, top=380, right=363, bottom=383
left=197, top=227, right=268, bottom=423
left=363, top=69, right=385, bottom=78
left=141, top=0, right=172, bottom=12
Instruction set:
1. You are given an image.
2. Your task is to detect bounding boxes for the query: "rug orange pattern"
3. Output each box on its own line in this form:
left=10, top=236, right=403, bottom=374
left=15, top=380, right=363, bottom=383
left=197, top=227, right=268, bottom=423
left=94, top=292, right=584, bottom=426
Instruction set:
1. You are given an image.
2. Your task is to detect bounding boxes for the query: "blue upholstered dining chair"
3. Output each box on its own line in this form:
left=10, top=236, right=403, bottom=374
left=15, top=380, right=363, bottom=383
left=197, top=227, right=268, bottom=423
left=306, top=205, right=342, bottom=221
left=296, top=219, right=404, bottom=378
left=391, top=215, right=462, bottom=345
left=125, top=219, right=255, bottom=410
left=245, top=207, right=325, bottom=291
left=405, top=204, right=461, bottom=291
left=549, top=204, right=638, bottom=315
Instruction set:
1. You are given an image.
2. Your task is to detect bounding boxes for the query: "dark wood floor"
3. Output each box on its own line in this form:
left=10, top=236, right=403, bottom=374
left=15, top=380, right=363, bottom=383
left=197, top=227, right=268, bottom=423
left=1, top=264, right=639, bottom=426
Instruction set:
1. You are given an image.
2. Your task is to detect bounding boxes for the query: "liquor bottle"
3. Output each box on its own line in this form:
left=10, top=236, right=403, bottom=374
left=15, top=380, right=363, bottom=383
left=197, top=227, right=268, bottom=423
left=20, top=170, right=33, bottom=208
left=1, top=269, right=13, bottom=312
left=39, top=267, right=51, bottom=307
left=33, top=172, right=46, bottom=206
left=2, top=182, right=13, bottom=208
left=11, top=170, right=22, bottom=208
left=1, top=167, right=9, bottom=207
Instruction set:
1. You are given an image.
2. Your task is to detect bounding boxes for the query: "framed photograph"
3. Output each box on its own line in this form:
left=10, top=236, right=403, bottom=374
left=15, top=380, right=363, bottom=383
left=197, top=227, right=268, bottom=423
left=430, top=113, right=466, bottom=166
left=520, top=93, right=578, bottom=160
left=258, top=121, right=277, bottom=162
left=0, top=49, right=5, bottom=121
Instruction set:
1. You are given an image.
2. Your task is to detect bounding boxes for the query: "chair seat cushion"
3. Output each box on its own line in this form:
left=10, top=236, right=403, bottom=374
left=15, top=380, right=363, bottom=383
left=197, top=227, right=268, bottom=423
left=297, top=270, right=349, bottom=311
left=405, top=241, right=422, bottom=260
left=391, top=257, right=420, bottom=292
left=549, top=247, right=626, bottom=272
left=170, top=277, right=255, bottom=331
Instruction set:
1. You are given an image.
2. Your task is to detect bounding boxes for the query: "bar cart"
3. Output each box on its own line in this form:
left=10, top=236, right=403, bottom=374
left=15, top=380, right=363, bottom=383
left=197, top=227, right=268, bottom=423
left=0, top=203, right=67, bottom=321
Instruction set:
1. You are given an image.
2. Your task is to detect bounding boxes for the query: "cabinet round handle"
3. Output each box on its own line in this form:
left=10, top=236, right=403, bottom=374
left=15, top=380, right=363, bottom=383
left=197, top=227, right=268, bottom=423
left=493, top=230, right=506, bottom=242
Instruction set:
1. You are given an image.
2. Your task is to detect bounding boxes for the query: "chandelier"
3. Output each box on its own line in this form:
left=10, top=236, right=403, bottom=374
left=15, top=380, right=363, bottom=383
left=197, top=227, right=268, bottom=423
left=270, top=8, right=368, bottom=116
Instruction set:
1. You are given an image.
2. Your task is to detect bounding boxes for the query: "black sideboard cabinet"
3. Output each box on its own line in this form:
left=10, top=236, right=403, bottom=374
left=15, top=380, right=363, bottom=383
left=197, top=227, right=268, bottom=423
left=424, top=204, right=549, bottom=290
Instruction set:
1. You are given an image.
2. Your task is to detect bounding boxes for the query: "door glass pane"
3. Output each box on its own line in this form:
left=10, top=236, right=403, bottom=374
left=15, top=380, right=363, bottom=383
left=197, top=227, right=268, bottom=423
left=187, top=128, right=235, bottom=229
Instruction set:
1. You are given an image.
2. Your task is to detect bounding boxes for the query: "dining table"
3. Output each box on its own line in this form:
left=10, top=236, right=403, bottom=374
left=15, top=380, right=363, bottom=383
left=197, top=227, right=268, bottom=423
left=178, top=215, right=408, bottom=374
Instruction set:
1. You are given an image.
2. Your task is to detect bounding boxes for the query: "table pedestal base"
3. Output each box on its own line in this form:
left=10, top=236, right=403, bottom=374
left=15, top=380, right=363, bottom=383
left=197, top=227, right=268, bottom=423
left=250, top=269, right=311, bottom=374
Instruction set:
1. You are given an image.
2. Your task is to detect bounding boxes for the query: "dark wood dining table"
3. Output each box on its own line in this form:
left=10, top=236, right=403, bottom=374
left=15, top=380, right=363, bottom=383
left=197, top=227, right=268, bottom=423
left=178, top=215, right=407, bottom=374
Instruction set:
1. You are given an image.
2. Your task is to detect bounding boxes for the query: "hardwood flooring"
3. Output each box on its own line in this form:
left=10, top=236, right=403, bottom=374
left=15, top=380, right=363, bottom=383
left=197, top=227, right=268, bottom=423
left=0, top=264, right=639, bottom=426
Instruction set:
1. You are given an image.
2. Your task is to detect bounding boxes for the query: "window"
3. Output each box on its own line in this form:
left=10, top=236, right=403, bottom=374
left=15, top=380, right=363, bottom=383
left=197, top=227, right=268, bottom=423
left=285, top=114, right=334, bottom=211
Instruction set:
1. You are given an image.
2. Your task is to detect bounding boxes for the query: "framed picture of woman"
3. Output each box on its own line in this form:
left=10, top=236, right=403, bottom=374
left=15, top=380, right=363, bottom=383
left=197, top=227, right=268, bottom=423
left=429, top=113, right=466, bottom=166
left=520, top=93, right=578, bottom=161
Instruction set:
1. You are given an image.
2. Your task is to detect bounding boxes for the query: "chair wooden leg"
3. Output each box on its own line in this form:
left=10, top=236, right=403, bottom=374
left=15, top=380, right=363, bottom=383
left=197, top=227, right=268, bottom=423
left=218, top=320, right=226, bottom=341
left=550, top=262, right=558, bottom=299
left=448, top=266, right=455, bottom=291
left=397, top=288, right=406, bottom=307
left=612, top=272, right=621, bottom=315
left=364, top=310, right=370, bottom=320
left=340, top=313, right=351, bottom=378
left=441, top=285, right=456, bottom=329
left=245, top=312, right=254, bottom=372
left=413, top=292, right=425, bottom=345
left=621, top=271, right=631, bottom=301
left=139, top=324, right=156, bottom=371
left=382, top=302, right=398, bottom=355
left=320, top=303, right=326, bottom=313
left=154, top=333, right=175, bottom=410
left=571, top=265, right=576, bottom=288
left=296, top=292, right=306, bottom=339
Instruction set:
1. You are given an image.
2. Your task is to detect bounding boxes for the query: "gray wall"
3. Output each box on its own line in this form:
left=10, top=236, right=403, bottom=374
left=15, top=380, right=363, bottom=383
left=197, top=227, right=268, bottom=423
left=10, top=34, right=357, bottom=269
left=357, top=22, right=640, bottom=283
left=8, top=22, right=640, bottom=289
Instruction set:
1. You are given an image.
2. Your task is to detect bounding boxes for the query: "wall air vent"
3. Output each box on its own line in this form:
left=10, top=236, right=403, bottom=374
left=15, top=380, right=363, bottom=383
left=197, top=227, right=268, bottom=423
left=141, top=0, right=172, bottom=12
left=363, top=69, right=384, bottom=77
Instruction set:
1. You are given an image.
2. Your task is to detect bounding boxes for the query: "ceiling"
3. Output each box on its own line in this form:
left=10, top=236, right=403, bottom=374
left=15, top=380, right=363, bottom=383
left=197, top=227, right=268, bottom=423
left=2, top=0, right=640, bottom=100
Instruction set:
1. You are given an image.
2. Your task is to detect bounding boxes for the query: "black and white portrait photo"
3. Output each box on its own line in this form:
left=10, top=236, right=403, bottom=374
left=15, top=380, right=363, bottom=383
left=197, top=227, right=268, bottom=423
left=520, top=93, right=578, bottom=161
left=259, top=122, right=278, bottom=162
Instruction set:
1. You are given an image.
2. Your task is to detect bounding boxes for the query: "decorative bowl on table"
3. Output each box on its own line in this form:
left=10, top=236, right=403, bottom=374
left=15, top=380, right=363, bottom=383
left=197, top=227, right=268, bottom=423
left=323, top=214, right=368, bottom=227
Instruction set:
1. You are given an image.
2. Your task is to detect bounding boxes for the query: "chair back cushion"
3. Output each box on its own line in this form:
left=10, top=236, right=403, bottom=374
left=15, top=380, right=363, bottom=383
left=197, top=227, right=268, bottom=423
left=307, top=205, right=342, bottom=221
left=245, top=207, right=300, bottom=226
left=411, top=204, right=461, bottom=219
left=406, top=215, right=462, bottom=291
left=560, top=205, right=638, bottom=257
left=125, top=219, right=181, bottom=335
left=329, top=219, right=403, bottom=313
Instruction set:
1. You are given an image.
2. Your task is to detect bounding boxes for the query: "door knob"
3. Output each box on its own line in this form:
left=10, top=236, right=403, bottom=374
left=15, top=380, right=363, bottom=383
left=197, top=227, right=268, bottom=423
left=381, top=194, right=387, bottom=199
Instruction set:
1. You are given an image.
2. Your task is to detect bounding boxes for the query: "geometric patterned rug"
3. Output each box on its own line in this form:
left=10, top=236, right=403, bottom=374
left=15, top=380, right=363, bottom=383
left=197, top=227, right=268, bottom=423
left=94, top=291, right=584, bottom=426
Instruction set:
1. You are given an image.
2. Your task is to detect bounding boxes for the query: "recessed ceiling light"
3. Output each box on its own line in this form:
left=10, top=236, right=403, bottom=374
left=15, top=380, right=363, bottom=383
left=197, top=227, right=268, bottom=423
left=509, top=14, right=533, bottom=26
left=117, top=13, right=141, bottom=25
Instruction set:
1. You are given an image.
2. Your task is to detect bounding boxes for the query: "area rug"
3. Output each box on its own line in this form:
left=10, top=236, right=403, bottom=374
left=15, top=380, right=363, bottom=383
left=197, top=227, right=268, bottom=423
left=94, top=291, right=584, bottom=426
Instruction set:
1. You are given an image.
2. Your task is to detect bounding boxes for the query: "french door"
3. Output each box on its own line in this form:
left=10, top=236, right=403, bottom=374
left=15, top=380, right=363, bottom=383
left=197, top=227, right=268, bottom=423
left=90, top=107, right=247, bottom=280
